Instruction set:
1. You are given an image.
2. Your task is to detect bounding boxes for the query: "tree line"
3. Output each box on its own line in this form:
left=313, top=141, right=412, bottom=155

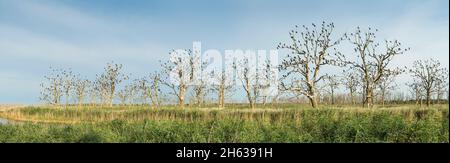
left=40, top=22, right=449, bottom=108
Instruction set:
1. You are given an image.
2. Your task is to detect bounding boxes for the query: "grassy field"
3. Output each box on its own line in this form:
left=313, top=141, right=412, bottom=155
left=0, top=104, right=448, bottom=143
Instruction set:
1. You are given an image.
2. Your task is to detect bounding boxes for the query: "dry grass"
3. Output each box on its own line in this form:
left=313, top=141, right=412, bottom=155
left=0, top=104, right=447, bottom=143
left=0, top=104, right=447, bottom=125
left=0, top=104, right=27, bottom=111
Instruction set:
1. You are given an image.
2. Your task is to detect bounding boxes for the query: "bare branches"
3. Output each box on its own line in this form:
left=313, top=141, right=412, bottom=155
left=343, top=27, right=409, bottom=107
left=36, top=22, right=448, bottom=110
left=409, top=59, right=447, bottom=106
left=406, top=79, right=424, bottom=106
left=95, top=62, right=129, bottom=107
left=342, top=70, right=360, bottom=105
left=376, top=73, right=399, bottom=106
left=160, top=49, right=196, bottom=108
left=74, top=75, right=90, bottom=106
left=278, top=21, right=344, bottom=108
left=211, top=69, right=235, bottom=108
left=239, top=58, right=258, bottom=109
left=149, top=73, right=162, bottom=108
left=40, top=67, right=64, bottom=105
left=323, top=75, right=340, bottom=105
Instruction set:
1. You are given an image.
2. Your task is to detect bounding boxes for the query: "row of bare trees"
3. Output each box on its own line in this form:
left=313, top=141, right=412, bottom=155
left=408, top=59, right=449, bottom=107
left=40, top=22, right=449, bottom=108
left=40, top=62, right=162, bottom=108
left=277, top=22, right=447, bottom=108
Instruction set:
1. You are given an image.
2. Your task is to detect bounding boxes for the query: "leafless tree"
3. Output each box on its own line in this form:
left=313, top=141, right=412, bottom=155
left=116, top=81, right=138, bottom=106
left=238, top=58, right=265, bottom=109
left=342, top=70, right=360, bottom=105
left=74, top=75, right=90, bottom=106
left=435, top=69, right=449, bottom=104
left=61, top=69, right=75, bottom=106
left=343, top=27, right=409, bottom=108
left=237, top=58, right=275, bottom=109
left=95, top=62, right=129, bottom=107
left=211, top=69, right=234, bottom=108
left=376, top=73, right=398, bottom=106
left=126, top=84, right=138, bottom=105
left=190, top=82, right=207, bottom=107
left=149, top=73, right=162, bottom=108
left=409, top=59, right=446, bottom=107
left=135, top=77, right=150, bottom=105
left=160, top=49, right=196, bottom=108
left=93, top=79, right=107, bottom=105
left=40, top=67, right=64, bottom=105
left=323, top=75, right=340, bottom=105
left=260, top=59, right=278, bottom=106
left=116, top=87, right=128, bottom=105
left=87, top=82, right=99, bottom=106
left=190, top=55, right=209, bottom=107
left=278, top=22, right=345, bottom=108
left=406, top=80, right=424, bottom=106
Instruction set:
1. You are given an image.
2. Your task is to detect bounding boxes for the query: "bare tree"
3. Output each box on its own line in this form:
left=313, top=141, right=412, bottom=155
left=376, top=73, right=398, bottom=106
left=406, top=80, right=424, bottom=106
left=40, top=67, right=64, bottom=105
left=87, top=82, right=99, bottom=106
left=435, top=69, right=449, bottom=104
left=236, top=57, right=275, bottom=109
left=190, top=55, right=209, bottom=107
left=342, top=70, right=360, bottom=105
left=211, top=69, right=234, bottom=108
left=95, top=62, right=128, bottom=107
left=278, top=22, right=345, bottom=108
left=61, top=69, right=75, bottom=106
left=260, top=59, right=278, bottom=106
left=191, top=80, right=207, bottom=107
left=116, top=81, right=138, bottom=106
left=135, top=77, right=150, bottom=105
left=323, top=75, right=340, bottom=105
left=160, top=49, right=196, bottom=108
left=93, top=78, right=108, bottom=106
left=116, top=87, right=128, bottom=105
left=149, top=73, right=162, bottom=108
left=343, top=27, right=409, bottom=108
left=126, top=84, right=138, bottom=105
left=409, top=59, right=446, bottom=107
left=74, top=75, right=90, bottom=106
left=239, top=58, right=261, bottom=109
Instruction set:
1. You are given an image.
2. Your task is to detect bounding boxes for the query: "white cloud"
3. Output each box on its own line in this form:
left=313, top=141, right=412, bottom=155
left=12, top=1, right=110, bottom=31
left=0, top=24, right=167, bottom=68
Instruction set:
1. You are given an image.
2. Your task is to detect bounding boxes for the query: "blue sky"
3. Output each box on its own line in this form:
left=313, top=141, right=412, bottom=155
left=0, top=0, right=448, bottom=103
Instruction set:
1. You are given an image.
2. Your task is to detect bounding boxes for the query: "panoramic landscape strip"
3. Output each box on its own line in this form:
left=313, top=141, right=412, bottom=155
left=0, top=0, right=448, bottom=144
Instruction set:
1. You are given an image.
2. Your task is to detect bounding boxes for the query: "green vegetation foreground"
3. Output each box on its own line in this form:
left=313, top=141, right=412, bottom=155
left=0, top=105, right=448, bottom=143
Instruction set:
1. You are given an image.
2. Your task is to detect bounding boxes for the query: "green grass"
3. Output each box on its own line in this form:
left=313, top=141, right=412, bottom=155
left=0, top=104, right=448, bottom=143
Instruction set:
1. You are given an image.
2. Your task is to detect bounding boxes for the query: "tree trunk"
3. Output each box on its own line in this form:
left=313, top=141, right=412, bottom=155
left=350, top=91, right=355, bottom=105
left=178, top=85, right=187, bottom=108
left=308, top=95, right=318, bottom=108
left=109, top=85, right=115, bottom=107
left=331, top=90, right=335, bottom=105
left=262, top=96, right=267, bottom=106
left=218, top=87, right=225, bottom=108
left=179, top=96, right=185, bottom=108
left=246, top=94, right=254, bottom=109
left=197, top=95, right=203, bottom=107
left=437, top=90, right=441, bottom=104
left=366, top=87, right=374, bottom=108
left=426, top=90, right=431, bottom=107
left=65, top=94, right=69, bottom=107
left=220, top=92, right=225, bottom=108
